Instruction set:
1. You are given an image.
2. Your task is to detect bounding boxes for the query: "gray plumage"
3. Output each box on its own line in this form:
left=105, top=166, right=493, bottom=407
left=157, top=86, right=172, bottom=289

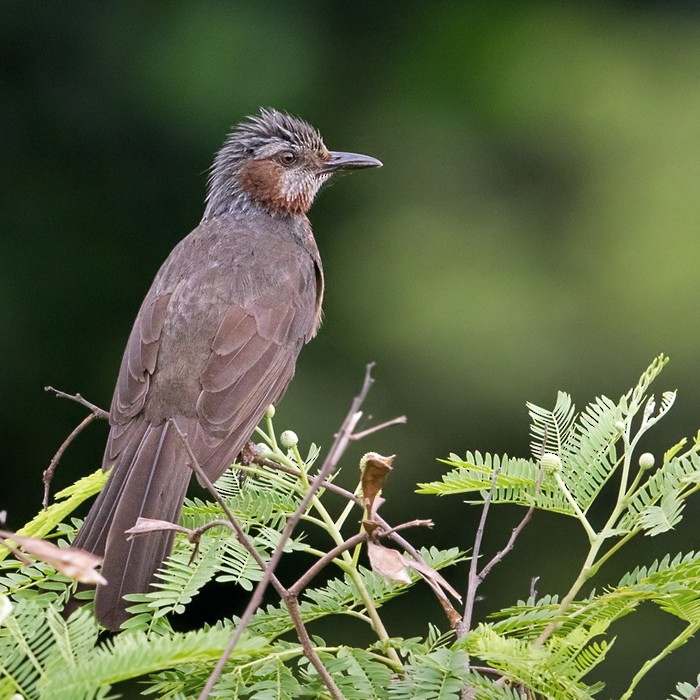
left=71, top=108, right=381, bottom=630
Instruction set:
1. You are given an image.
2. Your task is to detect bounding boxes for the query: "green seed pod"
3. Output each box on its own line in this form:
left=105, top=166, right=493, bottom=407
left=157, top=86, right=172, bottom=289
left=638, top=452, right=655, bottom=470
left=280, top=430, right=299, bottom=449
left=540, top=452, right=561, bottom=474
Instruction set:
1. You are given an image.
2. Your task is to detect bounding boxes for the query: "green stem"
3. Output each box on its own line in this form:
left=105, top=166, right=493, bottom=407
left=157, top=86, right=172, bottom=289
left=533, top=543, right=601, bottom=647
left=264, top=412, right=279, bottom=452
left=334, top=491, right=360, bottom=532
left=587, top=530, right=636, bottom=578
left=554, top=472, right=596, bottom=543
left=288, top=445, right=402, bottom=668
left=619, top=622, right=700, bottom=700
left=535, top=398, right=660, bottom=648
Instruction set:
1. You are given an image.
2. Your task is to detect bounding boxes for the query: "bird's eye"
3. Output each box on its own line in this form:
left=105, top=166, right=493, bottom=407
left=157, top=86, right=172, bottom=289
left=279, top=151, right=297, bottom=166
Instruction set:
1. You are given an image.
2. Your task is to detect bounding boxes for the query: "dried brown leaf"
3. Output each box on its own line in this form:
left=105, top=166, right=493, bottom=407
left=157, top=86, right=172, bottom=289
left=405, top=558, right=462, bottom=601
left=124, top=517, right=192, bottom=539
left=367, top=541, right=412, bottom=584
left=0, top=529, right=106, bottom=585
left=360, top=452, right=394, bottom=516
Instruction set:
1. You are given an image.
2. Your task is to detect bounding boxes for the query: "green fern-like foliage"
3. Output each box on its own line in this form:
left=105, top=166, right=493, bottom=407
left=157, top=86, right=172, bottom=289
left=3, top=355, right=700, bottom=699
left=0, top=412, right=466, bottom=698
left=413, top=355, right=700, bottom=699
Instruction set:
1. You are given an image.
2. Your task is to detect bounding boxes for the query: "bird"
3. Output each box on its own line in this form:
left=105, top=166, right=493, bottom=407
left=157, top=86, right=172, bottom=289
left=70, top=108, right=382, bottom=630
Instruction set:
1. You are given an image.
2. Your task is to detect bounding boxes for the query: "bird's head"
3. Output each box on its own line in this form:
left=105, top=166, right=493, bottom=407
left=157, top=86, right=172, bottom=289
left=204, top=108, right=382, bottom=219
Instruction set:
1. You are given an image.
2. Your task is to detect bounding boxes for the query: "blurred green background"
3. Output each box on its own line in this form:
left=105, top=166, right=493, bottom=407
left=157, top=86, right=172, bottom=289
left=3, top=2, right=700, bottom=696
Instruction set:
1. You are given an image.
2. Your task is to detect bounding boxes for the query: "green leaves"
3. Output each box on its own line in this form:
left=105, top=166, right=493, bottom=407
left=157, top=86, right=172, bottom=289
left=418, top=355, right=700, bottom=697
left=3, top=354, right=700, bottom=698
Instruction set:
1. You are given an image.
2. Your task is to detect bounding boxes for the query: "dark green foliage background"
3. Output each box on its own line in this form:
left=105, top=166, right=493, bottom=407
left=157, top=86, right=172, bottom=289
left=3, top=2, right=700, bottom=696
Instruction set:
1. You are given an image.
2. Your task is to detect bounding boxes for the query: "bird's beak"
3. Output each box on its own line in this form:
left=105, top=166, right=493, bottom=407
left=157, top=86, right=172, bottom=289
left=320, top=151, right=383, bottom=173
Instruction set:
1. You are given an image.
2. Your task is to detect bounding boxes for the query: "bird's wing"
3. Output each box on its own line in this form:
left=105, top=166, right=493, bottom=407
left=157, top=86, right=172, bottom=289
left=191, top=281, right=315, bottom=481
left=103, top=215, right=320, bottom=482
left=104, top=293, right=171, bottom=464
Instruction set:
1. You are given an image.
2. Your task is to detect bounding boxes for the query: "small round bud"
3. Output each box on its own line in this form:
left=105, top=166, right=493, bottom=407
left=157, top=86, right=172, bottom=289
left=638, top=452, right=655, bottom=470
left=279, top=430, right=298, bottom=449
left=615, top=421, right=625, bottom=431
left=540, top=452, right=561, bottom=474
left=264, top=404, right=276, bottom=419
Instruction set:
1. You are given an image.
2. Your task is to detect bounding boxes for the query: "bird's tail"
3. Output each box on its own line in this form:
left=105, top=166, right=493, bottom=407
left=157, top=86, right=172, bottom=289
left=71, top=418, right=193, bottom=630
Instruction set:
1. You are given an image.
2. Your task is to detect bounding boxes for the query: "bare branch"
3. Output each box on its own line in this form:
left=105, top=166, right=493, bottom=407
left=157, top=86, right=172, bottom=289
left=43, top=412, right=99, bottom=508
left=284, top=594, right=344, bottom=700
left=44, top=386, right=109, bottom=419
left=461, top=469, right=543, bottom=636
left=459, top=468, right=500, bottom=638
left=290, top=531, right=367, bottom=596
left=289, top=518, right=433, bottom=598
left=172, top=399, right=354, bottom=700
left=375, top=515, right=425, bottom=563
left=252, top=455, right=362, bottom=506
left=176, top=364, right=392, bottom=699
left=530, top=576, right=540, bottom=601
left=479, top=504, right=536, bottom=581
left=42, top=387, right=108, bottom=507
left=317, top=362, right=376, bottom=476
left=351, top=415, right=407, bottom=441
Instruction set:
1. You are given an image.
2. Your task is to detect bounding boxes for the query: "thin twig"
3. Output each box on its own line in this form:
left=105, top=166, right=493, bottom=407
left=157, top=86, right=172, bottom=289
left=375, top=515, right=425, bottom=562
left=252, top=456, right=362, bottom=505
left=169, top=420, right=339, bottom=700
left=459, top=468, right=500, bottom=639
left=289, top=519, right=433, bottom=597
left=318, top=362, right=376, bottom=475
left=378, top=519, right=433, bottom=536
left=350, top=415, right=407, bottom=441
left=459, top=471, right=542, bottom=699
left=529, top=576, right=540, bottom=600
left=463, top=469, right=544, bottom=627
left=44, top=386, right=109, bottom=419
left=0, top=536, right=32, bottom=566
left=289, top=532, right=367, bottom=596
left=42, top=412, right=99, bottom=508
left=284, top=594, right=342, bottom=697
left=42, top=387, right=108, bottom=507
left=180, top=364, right=393, bottom=699
left=479, top=504, right=536, bottom=581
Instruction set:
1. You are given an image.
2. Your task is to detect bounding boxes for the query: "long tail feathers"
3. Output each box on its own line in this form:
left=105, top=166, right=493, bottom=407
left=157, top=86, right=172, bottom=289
left=72, top=419, right=193, bottom=630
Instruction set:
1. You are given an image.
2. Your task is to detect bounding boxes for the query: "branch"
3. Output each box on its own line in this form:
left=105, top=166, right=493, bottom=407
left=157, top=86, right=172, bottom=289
left=44, top=386, right=109, bottom=419
left=43, top=387, right=108, bottom=507
left=318, top=362, right=376, bottom=475
left=289, top=531, right=367, bottom=596
left=168, top=420, right=343, bottom=700
left=252, top=455, right=363, bottom=506
left=284, top=594, right=342, bottom=698
left=351, top=415, right=407, bottom=441
left=479, top=503, right=536, bottom=582
left=459, top=468, right=500, bottom=639
left=460, top=470, right=542, bottom=638
left=180, top=364, right=398, bottom=698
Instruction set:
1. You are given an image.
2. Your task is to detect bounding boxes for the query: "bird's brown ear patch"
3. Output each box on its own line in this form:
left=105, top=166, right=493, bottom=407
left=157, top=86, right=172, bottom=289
left=237, top=159, right=311, bottom=214
left=238, top=159, right=285, bottom=208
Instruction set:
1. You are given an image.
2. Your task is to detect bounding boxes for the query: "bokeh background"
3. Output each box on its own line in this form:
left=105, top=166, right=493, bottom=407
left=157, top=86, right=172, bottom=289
left=3, top=2, right=700, bottom=696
